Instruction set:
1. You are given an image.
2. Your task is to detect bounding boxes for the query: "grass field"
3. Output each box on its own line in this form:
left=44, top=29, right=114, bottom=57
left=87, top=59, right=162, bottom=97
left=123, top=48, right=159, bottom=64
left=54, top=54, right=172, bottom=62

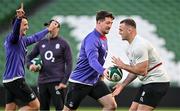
left=78, top=107, right=180, bottom=111
left=1, top=107, right=180, bottom=111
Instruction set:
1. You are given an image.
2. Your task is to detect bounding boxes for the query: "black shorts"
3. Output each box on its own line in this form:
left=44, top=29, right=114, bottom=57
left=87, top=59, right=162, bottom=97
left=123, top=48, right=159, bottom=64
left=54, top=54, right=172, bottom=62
left=38, top=82, right=65, bottom=110
left=64, top=80, right=111, bottom=110
left=133, top=82, right=170, bottom=108
left=3, top=78, right=37, bottom=105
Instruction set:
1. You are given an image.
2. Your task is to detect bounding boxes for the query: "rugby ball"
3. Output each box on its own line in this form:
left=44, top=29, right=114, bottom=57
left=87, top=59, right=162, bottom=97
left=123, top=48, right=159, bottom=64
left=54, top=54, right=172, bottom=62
left=31, top=57, right=42, bottom=71
left=107, top=66, right=123, bottom=82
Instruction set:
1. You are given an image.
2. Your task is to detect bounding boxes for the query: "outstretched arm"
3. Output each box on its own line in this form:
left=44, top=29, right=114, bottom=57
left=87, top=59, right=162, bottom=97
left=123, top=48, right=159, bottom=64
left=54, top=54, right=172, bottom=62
left=25, top=20, right=59, bottom=46
left=112, top=73, right=137, bottom=96
left=112, top=56, right=148, bottom=76
left=10, top=3, right=25, bottom=43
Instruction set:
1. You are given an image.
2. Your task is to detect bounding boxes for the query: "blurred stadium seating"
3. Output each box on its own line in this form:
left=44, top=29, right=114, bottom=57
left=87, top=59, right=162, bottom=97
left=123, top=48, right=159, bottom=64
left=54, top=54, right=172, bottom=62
left=0, top=0, right=180, bottom=86
left=0, top=0, right=180, bottom=108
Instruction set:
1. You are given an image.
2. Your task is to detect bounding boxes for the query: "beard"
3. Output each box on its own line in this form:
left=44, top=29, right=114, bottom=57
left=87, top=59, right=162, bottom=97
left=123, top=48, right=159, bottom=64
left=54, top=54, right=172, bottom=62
left=103, top=29, right=110, bottom=35
left=21, top=30, right=26, bottom=36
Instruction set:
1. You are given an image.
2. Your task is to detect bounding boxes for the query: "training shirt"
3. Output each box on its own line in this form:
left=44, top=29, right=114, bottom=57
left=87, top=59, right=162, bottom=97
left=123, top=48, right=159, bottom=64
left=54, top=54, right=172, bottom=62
left=3, top=18, right=49, bottom=83
left=26, top=36, right=72, bottom=84
left=127, top=35, right=170, bottom=84
left=69, top=29, right=108, bottom=85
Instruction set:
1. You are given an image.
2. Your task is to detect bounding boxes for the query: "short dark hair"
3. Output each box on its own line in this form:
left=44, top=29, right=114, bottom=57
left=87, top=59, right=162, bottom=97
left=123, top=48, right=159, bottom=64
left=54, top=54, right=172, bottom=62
left=120, top=18, right=136, bottom=28
left=96, top=10, right=114, bottom=21
left=12, top=16, right=28, bottom=25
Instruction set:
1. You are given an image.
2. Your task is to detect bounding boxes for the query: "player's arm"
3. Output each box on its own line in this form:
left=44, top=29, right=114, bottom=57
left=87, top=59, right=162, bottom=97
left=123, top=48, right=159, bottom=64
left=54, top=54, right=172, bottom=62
left=9, top=4, right=24, bottom=43
left=112, top=57, right=148, bottom=76
left=26, top=43, right=40, bottom=71
left=85, top=37, right=105, bottom=75
left=25, top=21, right=58, bottom=46
left=112, top=46, right=148, bottom=76
left=62, top=41, right=73, bottom=85
left=112, top=73, right=137, bottom=96
left=25, top=29, right=49, bottom=46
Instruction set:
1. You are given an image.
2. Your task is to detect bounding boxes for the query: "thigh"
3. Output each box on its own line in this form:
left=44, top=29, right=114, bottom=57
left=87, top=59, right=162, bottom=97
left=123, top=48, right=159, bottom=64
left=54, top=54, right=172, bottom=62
left=129, top=101, right=139, bottom=111
left=98, top=93, right=117, bottom=108
left=137, top=104, right=154, bottom=111
left=38, top=84, right=50, bottom=110
left=90, top=81, right=116, bottom=109
left=129, top=102, right=154, bottom=111
left=64, top=82, right=92, bottom=110
left=89, top=80, right=111, bottom=100
left=5, top=102, right=17, bottom=111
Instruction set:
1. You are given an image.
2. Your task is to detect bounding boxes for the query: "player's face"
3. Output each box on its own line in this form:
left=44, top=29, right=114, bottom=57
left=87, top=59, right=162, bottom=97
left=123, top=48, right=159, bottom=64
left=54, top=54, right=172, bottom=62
left=49, top=21, right=59, bottom=38
left=20, top=18, right=29, bottom=36
left=99, top=17, right=113, bottom=35
left=119, top=23, right=129, bottom=40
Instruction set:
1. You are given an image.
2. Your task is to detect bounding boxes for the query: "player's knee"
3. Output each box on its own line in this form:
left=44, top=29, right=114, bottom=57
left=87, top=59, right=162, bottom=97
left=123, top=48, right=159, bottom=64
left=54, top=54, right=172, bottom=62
left=29, top=99, right=40, bottom=110
left=111, top=102, right=117, bottom=110
left=105, top=102, right=117, bottom=110
left=129, top=108, right=136, bottom=111
left=129, top=106, right=137, bottom=111
left=34, top=102, right=40, bottom=110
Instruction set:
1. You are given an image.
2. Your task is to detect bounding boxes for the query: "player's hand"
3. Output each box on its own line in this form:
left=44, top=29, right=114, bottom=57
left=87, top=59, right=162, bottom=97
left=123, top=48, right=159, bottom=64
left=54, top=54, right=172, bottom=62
left=16, top=3, right=25, bottom=18
left=103, top=68, right=110, bottom=80
left=29, top=64, right=38, bottom=72
left=99, top=75, right=104, bottom=81
left=47, top=21, right=59, bottom=32
left=111, top=56, right=125, bottom=69
left=112, top=83, right=125, bottom=97
left=56, top=83, right=67, bottom=89
left=101, top=69, right=108, bottom=81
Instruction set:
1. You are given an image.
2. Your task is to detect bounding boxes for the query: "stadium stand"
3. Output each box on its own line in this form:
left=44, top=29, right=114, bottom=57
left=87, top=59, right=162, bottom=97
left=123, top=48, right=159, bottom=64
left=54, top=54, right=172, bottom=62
left=0, top=0, right=180, bottom=108
left=0, top=0, right=180, bottom=86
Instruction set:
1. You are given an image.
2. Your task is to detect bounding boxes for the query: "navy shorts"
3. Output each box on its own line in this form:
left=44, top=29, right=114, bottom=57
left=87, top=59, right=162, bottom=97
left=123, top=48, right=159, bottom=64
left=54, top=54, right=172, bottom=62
left=133, top=82, right=170, bottom=107
left=3, top=78, right=37, bottom=105
left=64, top=80, right=111, bottom=110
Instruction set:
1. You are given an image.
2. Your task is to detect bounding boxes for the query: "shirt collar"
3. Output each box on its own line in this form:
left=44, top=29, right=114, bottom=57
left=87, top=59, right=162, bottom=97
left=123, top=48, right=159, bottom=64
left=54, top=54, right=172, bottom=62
left=93, top=29, right=107, bottom=40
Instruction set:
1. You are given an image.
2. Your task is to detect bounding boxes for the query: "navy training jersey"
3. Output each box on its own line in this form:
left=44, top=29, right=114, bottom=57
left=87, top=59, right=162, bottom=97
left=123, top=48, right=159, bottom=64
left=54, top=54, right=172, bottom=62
left=26, top=36, right=72, bottom=84
left=3, top=18, right=49, bottom=83
left=69, top=29, right=108, bottom=85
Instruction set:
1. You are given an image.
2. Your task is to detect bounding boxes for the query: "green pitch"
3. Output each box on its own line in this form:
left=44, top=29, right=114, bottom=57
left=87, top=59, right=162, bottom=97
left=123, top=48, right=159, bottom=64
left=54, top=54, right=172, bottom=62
left=78, top=107, right=180, bottom=111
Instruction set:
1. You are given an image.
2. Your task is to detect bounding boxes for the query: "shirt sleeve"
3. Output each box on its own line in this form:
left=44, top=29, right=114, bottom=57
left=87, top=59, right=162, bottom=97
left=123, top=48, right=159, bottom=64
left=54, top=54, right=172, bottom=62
left=9, top=18, right=21, bottom=43
left=85, top=36, right=105, bottom=75
left=24, top=29, right=49, bottom=46
left=62, top=40, right=73, bottom=84
left=26, top=43, right=40, bottom=69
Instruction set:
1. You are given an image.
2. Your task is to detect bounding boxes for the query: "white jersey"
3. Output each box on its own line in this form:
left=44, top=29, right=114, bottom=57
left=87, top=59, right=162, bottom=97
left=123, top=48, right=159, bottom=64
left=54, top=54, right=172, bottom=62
left=127, top=35, right=170, bottom=84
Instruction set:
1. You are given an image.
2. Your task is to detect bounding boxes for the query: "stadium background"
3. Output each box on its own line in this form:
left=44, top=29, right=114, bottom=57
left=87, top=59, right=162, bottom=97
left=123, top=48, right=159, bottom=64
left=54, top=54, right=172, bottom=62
left=0, top=0, right=180, bottom=110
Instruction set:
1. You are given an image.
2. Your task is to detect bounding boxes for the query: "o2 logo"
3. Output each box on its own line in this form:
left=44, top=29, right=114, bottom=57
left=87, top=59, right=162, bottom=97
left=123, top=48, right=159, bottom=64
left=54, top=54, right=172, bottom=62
left=44, top=50, right=55, bottom=62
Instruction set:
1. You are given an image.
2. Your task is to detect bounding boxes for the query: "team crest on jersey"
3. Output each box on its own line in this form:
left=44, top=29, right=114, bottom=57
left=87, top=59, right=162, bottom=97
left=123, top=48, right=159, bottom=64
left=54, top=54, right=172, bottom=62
left=55, top=44, right=60, bottom=49
left=42, top=44, right=46, bottom=48
left=30, top=93, right=35, bottom=99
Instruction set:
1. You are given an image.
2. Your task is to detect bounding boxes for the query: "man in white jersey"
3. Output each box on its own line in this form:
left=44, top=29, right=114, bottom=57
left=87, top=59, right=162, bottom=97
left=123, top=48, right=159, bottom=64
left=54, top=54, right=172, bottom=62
left=111, top=18, right=170, bottom=111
